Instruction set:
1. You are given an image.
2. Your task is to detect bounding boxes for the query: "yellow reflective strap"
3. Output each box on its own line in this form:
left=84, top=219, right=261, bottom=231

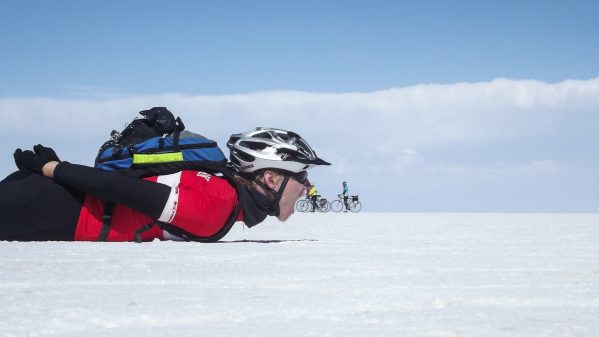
left=133, top=152, right=183, bottom=164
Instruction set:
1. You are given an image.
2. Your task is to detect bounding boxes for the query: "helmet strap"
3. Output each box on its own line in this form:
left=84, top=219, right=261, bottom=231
left=254, top=173, right=290, bottom=216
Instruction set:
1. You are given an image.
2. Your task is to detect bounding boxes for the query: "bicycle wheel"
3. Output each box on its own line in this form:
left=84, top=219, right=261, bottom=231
left=330, top=200, right=343, bottom=212
left=322, top=200, right=331, bottom=212
left=299, top=199, right=311, bottom=212
left=349, top=200, right=362, bottom=213
left=317, top=200, right=330, bottom=212
left=296, top=199, right=306, bottom=212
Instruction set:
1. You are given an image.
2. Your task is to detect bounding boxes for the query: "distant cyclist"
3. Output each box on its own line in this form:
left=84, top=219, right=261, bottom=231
left=307, top=184, right=318, bottom=212
left=342, top=181, right=349, bottom=211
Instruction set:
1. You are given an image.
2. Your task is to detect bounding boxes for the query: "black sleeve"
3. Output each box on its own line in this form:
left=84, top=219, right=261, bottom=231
left=53, top=162, right=171, bottom=219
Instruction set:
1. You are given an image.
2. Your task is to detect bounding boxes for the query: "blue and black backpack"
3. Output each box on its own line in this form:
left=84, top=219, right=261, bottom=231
left=94, top=107, right=241, bottom=243
left=95, top=107, right=227, bottom=178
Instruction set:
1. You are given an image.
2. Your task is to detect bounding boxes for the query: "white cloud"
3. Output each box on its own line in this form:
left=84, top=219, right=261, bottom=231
left=427, top=160, right=563, bottom=179
left=370, top=147, right=425, bottom=175
left=0, top=77, right=598, bottom=180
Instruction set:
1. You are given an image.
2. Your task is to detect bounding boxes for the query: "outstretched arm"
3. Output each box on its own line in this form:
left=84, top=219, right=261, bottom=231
left=45, top=161, right=170, bottom=219
left=16, top=145, right=171, bottom=219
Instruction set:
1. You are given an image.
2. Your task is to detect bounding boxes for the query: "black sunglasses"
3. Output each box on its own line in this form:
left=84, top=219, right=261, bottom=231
left=289, top=170, right=309, bottom=184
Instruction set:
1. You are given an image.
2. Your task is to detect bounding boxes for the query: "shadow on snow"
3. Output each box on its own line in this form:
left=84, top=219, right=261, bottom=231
left=218, top=239, right=318, bottom=244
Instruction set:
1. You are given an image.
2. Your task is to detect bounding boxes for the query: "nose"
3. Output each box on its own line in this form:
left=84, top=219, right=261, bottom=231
left=302, top=184, right=309, bottom=195
left=303, top=178, right=311, bottom=188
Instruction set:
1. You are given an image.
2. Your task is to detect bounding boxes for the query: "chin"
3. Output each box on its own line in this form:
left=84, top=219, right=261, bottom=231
left=277, top=210, right=293, bottom=222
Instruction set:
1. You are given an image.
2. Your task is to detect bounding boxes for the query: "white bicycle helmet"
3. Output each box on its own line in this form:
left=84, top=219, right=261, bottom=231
left=227, top=127, right=330, bottom=175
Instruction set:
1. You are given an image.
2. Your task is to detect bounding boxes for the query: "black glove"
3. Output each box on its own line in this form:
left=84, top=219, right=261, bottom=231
left=13, top=144, right=60, bottom=172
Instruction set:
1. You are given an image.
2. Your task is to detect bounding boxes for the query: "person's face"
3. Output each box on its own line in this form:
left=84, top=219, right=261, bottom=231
left=260, top=170, right=309, bottom=221
left=276, top=174, right=308, bottom=221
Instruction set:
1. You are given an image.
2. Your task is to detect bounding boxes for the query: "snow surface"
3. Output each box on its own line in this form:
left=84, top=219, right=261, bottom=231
left=1, top=213, right=599, bottom=337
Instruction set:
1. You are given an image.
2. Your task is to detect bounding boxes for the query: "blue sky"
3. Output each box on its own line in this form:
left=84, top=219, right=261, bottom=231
left=1, top=1, right=598, bottom=212
left=2, top=1, right=598, bottom=95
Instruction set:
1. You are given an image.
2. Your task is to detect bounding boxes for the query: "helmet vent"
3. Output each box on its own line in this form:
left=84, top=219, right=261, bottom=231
left=241, top=140, right=267, bottom=151
left=233, top=149, right=255, bottom=162
left=254, top=132, right=272, bottom=139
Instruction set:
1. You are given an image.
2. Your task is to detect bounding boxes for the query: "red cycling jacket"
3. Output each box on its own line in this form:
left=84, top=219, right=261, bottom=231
left=74, top=170, right=242, bottom=241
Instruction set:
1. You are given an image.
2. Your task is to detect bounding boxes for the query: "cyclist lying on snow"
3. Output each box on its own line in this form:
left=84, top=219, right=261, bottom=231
left=0, top=119, right=330, bottom=242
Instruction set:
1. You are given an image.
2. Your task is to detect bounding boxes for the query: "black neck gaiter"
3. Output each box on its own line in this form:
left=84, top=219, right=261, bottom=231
left=237, top=185, right=277, bottom=228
